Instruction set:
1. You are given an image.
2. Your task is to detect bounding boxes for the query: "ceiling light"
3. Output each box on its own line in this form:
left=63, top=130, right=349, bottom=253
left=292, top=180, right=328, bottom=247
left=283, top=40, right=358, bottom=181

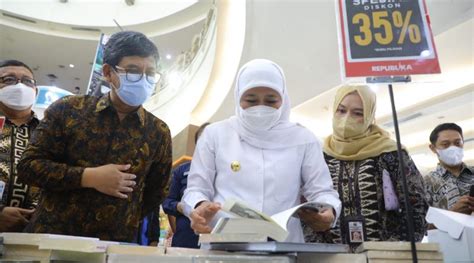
left=166, top=54, right=172, bottom=60
left=69, top=64, right=75, bottom=68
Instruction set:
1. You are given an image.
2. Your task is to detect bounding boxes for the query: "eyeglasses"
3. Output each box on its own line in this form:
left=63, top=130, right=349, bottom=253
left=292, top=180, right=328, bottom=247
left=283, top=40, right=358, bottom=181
left=0, top=75, right=36, bottom=88
left=114, top=66, right=161, bottom=85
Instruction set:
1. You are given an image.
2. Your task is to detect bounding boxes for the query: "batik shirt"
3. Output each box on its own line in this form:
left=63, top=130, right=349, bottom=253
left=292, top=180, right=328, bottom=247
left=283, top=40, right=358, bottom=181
left=0, top=111, right=39, bottom=209
left=17, top=94, right=172, bottom=242
left=303, top=150, right=428, bottom=248
left=424, top=163, right=474, bottom=210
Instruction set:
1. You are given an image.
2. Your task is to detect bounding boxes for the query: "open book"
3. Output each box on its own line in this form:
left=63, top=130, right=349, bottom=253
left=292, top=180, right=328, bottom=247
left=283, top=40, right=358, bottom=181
left=205, top=199, right=332, bottom=242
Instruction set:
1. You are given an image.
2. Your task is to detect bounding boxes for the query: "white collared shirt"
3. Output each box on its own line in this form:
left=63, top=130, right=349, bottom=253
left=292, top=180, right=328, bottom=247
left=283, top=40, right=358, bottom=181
left=183, top=120, right=341, bottom=243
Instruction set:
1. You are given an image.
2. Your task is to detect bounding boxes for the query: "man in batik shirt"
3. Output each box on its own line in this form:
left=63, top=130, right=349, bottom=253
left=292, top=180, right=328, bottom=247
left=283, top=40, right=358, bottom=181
left=0, top=59, right=40, bottom=232
left=18, top=31, right=172, bottom=242
left=425, top=123, right=474, bottom=215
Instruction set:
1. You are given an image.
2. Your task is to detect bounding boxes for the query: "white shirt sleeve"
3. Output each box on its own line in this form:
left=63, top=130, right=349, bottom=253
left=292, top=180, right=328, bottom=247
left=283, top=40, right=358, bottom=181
left=300, top=140, right=342, bottom=224
left=182, top=126, right=217, bottom=209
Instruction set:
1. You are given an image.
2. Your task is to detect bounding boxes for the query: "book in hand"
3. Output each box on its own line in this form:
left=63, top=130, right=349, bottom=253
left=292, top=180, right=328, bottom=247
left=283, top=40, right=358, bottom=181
left=207, top=199, right=332, bottom=242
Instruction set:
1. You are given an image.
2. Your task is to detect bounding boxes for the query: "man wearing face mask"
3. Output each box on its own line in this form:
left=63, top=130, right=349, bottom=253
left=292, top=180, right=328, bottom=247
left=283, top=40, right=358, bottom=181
left=0, top=60, right=39, bottom=232
left=17, top=31, right=172, bottom=242
left=424, top=123, right=474, bottom=215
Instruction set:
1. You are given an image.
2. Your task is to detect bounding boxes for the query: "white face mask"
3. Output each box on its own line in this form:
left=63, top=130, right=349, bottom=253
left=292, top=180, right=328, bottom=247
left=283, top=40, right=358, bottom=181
left=241, top=105, right=281, bottom=131
left=437, top=146, right=464, bottom=166
left=0, top=83, right=36, bottom=110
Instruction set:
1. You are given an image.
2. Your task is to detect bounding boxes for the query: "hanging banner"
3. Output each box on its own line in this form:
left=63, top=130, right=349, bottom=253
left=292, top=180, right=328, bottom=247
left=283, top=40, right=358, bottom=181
left=337, top=0, right=441, bottom=77
left=86, top=33, right=111, bottom=96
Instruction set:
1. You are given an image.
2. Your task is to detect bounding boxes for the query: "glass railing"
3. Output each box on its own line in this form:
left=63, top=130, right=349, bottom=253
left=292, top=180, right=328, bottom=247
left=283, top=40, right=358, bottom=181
left=145, top=7, right=217, bottom=112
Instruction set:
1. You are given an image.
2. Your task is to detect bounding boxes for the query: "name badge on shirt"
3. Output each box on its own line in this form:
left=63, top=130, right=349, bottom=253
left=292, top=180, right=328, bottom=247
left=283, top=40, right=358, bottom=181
left=344, top=215, right=366, bottom=245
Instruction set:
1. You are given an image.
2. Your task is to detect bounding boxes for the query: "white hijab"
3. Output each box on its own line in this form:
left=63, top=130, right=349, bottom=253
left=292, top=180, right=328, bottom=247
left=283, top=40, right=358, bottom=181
left=228, top=59, right=316, bottom=149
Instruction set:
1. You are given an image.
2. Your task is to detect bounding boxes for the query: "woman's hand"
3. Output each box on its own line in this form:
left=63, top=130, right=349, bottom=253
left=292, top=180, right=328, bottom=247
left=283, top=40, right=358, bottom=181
left=190, top=201, right=221, bottom=234
left=298, top=207, right=335, bottom=232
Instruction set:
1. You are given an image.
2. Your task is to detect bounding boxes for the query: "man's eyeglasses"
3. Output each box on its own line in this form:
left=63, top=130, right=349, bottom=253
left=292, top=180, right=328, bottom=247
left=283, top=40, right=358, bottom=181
left=0, top=75, right=36, bottom=88
left=114, top=66, right=161, bottom=85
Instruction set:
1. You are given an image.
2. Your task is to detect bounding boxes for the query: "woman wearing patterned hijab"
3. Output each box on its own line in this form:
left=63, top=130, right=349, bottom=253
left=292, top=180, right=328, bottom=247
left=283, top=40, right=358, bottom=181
left=183, top=59, right=341, bottom=242
left=304, top=85, right=428, bottom=248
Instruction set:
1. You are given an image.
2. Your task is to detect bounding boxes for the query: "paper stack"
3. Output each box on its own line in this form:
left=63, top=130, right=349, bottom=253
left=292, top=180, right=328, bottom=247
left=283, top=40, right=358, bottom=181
left=355, top=241, right=443, bottom=263
left=0, top=232, right=111, bottom=263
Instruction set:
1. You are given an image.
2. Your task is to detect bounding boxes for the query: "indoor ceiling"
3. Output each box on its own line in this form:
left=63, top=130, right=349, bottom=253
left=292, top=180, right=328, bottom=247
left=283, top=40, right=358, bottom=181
left=210, top=0, right=474, bottom=120
left=1, top=0, right=198, bottom=27
left=0, top=0, right=212, bottom=93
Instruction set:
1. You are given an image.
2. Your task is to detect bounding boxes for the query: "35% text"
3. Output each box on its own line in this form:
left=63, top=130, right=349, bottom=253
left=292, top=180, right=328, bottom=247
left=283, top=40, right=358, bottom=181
left=352, top=10, right=422, bottom=46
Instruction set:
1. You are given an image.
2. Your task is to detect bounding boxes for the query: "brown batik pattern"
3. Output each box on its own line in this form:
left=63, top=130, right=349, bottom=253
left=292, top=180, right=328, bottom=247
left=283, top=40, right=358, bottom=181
left=17, top=94, right=171, bottom=242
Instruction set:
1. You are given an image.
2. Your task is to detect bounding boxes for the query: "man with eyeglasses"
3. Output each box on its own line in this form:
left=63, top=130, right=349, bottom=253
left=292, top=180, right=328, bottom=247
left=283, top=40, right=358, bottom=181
left=17, top=31, right=171, bottom=243
left=0, top=59, right=40, bottom=232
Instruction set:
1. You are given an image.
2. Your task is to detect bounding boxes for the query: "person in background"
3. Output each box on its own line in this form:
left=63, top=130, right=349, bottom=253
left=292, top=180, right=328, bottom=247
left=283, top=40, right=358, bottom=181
left=424, top=123, right=474, bottom=215
left=17, top=31, right=172, bottom=242
left=183, top=59, right=341, bottom=243
left=138, top=211, right=160, bottom=246
left=304, top=85, right=428, bottom=248
left=0, top=59, right=39, bottom=232
left=162, top=122, right=210, bottom=248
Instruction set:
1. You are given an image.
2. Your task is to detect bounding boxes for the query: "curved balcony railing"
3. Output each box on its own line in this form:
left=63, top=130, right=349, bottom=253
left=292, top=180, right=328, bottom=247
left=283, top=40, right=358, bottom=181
left=145, top=7, right=217, bottom=113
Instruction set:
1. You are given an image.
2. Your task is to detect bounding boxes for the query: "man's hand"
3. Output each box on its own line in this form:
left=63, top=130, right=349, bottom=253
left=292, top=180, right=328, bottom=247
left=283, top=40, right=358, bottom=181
left=81, top=164, right=136, bottom=199
left=298, top=208, right=335, bottom=232
left=0, top=207, right=35, bottom=232
left=450, top=195, right=474, bottom=214
left=189, top=201, right=221, bottom=234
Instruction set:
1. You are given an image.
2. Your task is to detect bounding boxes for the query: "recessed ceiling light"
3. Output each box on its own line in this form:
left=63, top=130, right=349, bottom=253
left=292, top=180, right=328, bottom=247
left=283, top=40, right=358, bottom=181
left=69, top=64, right=75, bottom=68
left=166, top=54, right=172, bottom=60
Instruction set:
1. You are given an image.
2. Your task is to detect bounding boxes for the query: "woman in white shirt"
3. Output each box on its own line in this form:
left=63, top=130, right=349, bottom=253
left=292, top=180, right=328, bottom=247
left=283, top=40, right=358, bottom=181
left=183, top=59, right=341, bottom=242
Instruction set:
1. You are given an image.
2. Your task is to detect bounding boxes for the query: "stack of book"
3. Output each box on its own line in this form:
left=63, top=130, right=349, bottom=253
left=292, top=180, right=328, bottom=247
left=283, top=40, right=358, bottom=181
left=0, top=232, right=112, bottom=262
left=355, top=241, right=443, bottom=263
left=107, top=244, right=166, bottom=263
